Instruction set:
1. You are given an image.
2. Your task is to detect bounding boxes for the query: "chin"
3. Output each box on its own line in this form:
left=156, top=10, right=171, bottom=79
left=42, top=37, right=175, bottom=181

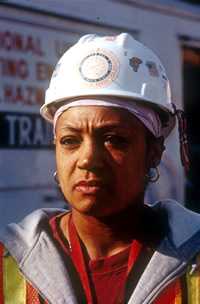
left=73, top=200, right=124, bottom=218
left=68, top=196, right=108, bottom=217
left=69, top=196, right=98, bottom=213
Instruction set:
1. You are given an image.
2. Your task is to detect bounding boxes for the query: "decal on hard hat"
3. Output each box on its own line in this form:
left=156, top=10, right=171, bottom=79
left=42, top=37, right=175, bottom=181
left=129, top=57, right=143, bottom=72
left=146, top=61, right=159, bottom=77
left=78, top=49, right=119, bottom=88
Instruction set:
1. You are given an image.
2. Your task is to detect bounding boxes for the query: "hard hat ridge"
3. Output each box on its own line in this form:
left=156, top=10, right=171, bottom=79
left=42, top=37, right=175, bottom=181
left=77, top=33, right=99, bottom=44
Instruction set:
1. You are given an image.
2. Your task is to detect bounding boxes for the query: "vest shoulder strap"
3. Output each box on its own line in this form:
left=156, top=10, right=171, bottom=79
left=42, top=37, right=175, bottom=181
left=0, top=243, right=26, bottom=304
left=0, top=243, right=48, bottom=304
left=0, top=243, right=4, bottom=304
left=186, top=253, right=200, bottom=303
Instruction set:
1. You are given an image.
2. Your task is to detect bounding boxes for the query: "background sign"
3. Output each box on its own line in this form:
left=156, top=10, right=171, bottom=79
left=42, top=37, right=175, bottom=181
left=0, top=112, right=53, bottom=149
left=0, top=11, right=79, bottom=227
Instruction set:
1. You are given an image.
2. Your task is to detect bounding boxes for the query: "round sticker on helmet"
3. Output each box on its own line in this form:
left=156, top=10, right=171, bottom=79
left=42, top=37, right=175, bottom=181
left=79, top=49, right=119, bottom=88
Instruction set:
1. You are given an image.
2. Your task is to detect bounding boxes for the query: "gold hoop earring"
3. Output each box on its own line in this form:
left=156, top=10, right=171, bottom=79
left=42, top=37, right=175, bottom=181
left=146, top=167, right=160, bottom=183
left=53, top=171, right=60, bottom=185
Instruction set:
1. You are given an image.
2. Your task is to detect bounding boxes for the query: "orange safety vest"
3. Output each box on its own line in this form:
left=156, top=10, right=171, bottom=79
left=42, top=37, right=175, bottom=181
left=0, top=243, right=48, bottom=304
left=0, top=243, right=200, bottom=304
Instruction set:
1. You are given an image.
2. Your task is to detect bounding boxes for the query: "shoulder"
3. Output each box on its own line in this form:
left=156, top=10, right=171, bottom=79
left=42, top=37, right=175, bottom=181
left=151, top=199, right=200, bottom=261
left=151, top=199, right=200, bottom=244
left=0, top=208, right=67, bottom=263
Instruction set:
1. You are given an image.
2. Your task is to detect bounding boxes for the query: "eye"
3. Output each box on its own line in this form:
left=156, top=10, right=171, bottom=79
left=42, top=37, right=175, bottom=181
left=104, top=134, right=129, bottom=149
left=60, top=136, right=81, bottom=148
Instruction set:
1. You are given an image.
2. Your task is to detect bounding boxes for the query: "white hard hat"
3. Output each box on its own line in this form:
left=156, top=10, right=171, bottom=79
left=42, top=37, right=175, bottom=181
left=40, top=33, right=175, bottom=136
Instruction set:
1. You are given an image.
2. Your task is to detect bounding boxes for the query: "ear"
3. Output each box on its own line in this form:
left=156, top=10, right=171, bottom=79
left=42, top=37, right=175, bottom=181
left=146, top=136, right=165, bottom=170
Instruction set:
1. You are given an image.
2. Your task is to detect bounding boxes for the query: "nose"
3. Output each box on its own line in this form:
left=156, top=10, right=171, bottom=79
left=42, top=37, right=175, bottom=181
left=77, top=138, right=104, bottom=171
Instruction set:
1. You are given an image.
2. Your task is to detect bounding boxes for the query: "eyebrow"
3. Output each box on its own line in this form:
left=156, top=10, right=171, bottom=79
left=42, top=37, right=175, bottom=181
left=58, top=122, right=131, bottom=133
left=59, top=125, right=82, bottom=132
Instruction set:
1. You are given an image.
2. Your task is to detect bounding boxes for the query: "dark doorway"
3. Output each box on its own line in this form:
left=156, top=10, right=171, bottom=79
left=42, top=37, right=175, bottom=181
left=183, top=46, right=200, bottom=212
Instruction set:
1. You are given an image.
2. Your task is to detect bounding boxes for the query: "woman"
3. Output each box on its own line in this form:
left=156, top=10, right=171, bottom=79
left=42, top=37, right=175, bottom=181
left=0, top=33, right=200, bottom=304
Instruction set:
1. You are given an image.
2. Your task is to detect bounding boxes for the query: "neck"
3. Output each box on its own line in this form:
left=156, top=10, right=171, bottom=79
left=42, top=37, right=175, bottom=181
left=71, top=203, right=147, bottom=260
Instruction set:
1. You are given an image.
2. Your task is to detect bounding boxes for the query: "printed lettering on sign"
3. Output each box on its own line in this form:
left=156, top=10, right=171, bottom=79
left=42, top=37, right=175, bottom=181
left=0, top=20, right=73, bottom=151
left=0, top=112, right=53, bottom=149
left=0, top=31, right=44, bottom=56
left=0, top=26, right=67, bottom=113
left=0, top=57, right=29, bottom=79
left=36, top=62, right=54, bottom=81
left=3, top=84, right=45, bottom=106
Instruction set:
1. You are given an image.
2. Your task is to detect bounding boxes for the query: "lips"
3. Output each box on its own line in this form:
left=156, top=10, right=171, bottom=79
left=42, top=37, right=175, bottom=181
left=74, top=180, right=106, bottom=194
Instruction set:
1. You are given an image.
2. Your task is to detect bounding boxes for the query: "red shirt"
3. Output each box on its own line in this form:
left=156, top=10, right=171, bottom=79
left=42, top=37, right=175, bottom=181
left=88, top=247, right=130, bottom=304
left=49, top=213, right=181, bottom=304
left=49, top=213, right=140, bottom=304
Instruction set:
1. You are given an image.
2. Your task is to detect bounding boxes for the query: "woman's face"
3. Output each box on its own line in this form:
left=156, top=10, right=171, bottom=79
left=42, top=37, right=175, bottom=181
left=55, top=106, right=150, bottom=217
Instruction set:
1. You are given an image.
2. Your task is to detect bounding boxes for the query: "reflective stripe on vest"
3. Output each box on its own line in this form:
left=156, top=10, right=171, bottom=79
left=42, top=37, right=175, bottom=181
left=186, top=262, right=200, bottom=304
left=0, top=243, right=4, bottom=304
left=3, top=250, right=26, bottom=304
left=155, top=268, right=200, bottom=304
left=0, top=244, right=48, bottom=304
